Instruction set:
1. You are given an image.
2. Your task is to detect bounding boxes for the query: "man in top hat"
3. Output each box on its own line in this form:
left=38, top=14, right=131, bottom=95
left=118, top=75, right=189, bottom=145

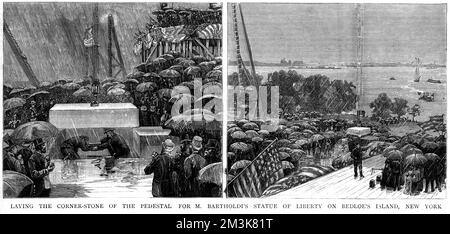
left=204, top=139, right=220, bottom=165
left=28, top=138, right=55, bottom=197
left=93, top=128, right=130, bottom=159
left=144, top=139, right=175, bottom=197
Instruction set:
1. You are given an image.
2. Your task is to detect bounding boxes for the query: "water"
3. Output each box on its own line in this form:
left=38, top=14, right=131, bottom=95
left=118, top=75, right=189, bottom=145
left=228, top=66, right=446, bottom=121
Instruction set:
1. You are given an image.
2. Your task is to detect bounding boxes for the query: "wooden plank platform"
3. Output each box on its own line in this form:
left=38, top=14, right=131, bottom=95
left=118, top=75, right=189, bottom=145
left=272, top=155, right=447, bottom=199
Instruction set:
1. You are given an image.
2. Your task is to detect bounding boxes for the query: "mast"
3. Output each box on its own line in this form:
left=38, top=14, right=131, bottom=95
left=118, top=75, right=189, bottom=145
left=238, top=4, right=256, bottom=78
left=3, top=21, right=40, bottom=87
left=414, top=57, right=421, bottom=82
left=356, top=4, right=364, bottom=112
left=231, top=3, right=244, bottom=84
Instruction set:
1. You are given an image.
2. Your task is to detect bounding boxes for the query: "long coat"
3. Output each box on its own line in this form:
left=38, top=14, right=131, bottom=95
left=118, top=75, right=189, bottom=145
left=98, top=133, right=130, bottom=158
left=144, top=153, right=173, bottom=197
left=27, top=152, right=50, bottom=197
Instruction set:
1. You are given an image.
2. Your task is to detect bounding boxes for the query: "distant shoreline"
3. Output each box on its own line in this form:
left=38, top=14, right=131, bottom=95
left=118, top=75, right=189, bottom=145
left=228, top=61, right=446, bottom=69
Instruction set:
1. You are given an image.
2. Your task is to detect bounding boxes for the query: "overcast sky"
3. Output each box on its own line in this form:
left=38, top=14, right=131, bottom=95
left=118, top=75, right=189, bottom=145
left=227, top=3, right=447, bottom=64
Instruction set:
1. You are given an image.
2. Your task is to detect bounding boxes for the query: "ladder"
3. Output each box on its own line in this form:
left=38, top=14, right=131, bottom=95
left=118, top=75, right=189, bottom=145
left=3, top=21, right=40, bottom=87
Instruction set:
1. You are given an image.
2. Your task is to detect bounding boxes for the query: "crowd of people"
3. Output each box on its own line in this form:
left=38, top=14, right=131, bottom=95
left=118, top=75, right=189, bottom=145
left=145, top=135, right=221, bottom=197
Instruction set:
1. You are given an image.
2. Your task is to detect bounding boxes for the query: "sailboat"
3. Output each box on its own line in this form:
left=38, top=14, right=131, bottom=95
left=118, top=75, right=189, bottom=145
left=413, top=57, right=421, bottom=82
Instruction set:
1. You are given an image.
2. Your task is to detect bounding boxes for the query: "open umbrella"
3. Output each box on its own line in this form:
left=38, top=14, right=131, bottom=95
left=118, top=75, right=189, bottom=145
left=73, top=88, right=92, bottom=97
left=3, top=97, right=26, bottom=111
left=382, top=145, right=398, bottom=157
left=153, top=57, right=167, bottom=65
left=279, top=147, right=293, bottom=154
left=230, top=131, right=247, bottom=140
left=174, top=57, right=186, bottom=64
left=311, top=134, right=324, bottom=142
left=28, top=90, right=50, bottom=99
left=386, top=150, right=403, bottom=162
left=101, top=82, right=115, bottom=91
left=124, top=78, right=139, bottom=85
left=63, top=82, right=81, bottom=90
left=197, top=162, right=222, bottom=185
left=40, top=81, right=52, bottom=88
left=159, top=69, right=181, bottom=78
left=277, top=139, right=291, bottom=147
left=9, top=88, right=25, bottom=96
left=294, top=139, right=309, bottom=146
left=10, top=121, right=59, bottom=144
left=424, top=153, right=440, bottom=163
left=136, top=82, right=157, bottom=93
left=258, top=130, right=270, bottom=138
left=245, top=130, right=259, bottom=139
left=169, top=65, right=184, bottom=74
left=159, top=54, right=174, bottom=61
left=404, top=148, right=423, bottom=157
left=202, top=81, right=222, bottom=93
left=184, top=66, right=201, bottom=76
left=157, top=88, right=172, bottom=99
left=169, top=93, right=194, bottom=103
left=206, top=70, right=222, bottom=80
left=107, top=87, right=126, bottom=96
left=291, top=149, right=306, bottom=161
left=242, top=122, right=259, bottom=131
left=288, top=132, right=304, bottom=140
left=179, top=59, right=195, bottom=68
left=421, top=142, right=439, bottom=153
left=101, top=78, right=117, bottom=85
left=213, top=65, right=222, bottom=71
left=227, top=126, right=242, bottom=134
left=230, top=160, right=251, bottom=173
left=3, top=170, right=34, bottom=198
left=251, top=136, right=264, bottom=143
left=404, top=153, right=427, bottom=168
left=230, top=142, right=250, bottom=153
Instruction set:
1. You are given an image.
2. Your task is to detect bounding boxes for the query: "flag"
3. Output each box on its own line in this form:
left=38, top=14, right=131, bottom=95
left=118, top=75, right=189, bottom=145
left=227, top=140, right=284, bottom=197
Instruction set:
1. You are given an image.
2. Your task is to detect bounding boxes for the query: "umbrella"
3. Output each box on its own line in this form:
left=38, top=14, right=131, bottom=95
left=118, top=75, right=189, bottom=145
left=10, top=121, right=59, bottom=143
left=28, top=90, right=50, bottom=99
left=258, top=130, right=270, bottom=137
left=3, top=170, right=34, bottom=198
left=113, top=83, right=126, bottom=90
left=184, top=66, right=202, bottom=76
left=169, top=65, right=184, bottom=74
left=386, top=150, right=403, bottom=162
left=424, top=153, right=440, bottom=163
left=136, top=82, right=157, bottom=92
left=277, top=139, right=291, bottom=147
left=197, top=162, right=222, bottom=185
left=421, top=142, right=439, bottom=153
left=40, top=81, right=52, bottom=87
left=159, top=69, right=181, bottom=78
left=294, top=139, right=309, bottom=146
left=288, top=132, right=304, bottom=140
left=382, top=145, right=398, bottom=157
left=174, top=57, right=186, bottom=64
left=101, top=78, right=117, bottom=84
left=311, top=134, right=324, bottom=142
left=404, top=148, right=423, bottom=157
left=279, top=147, right=293, bottom=154
left=278, top=152, right=291, bottom=161
left=206, top=70, right=222, bottom=79
left=230, top=142, right=250, bottom=153
left=63, top=82, right=81, bottom=90
left=9, top=88, right=25, bottom=96
left=251, top=137, right=264, bottom=143
left=179, top=59, right=195, bottom=68
left=164, top=113, right=220, bottom=131
left=230, top=131, right=247, bottom=140
left=282, top=161, right=295, bottom=169
left=101, top=82, right=114, bottom=91
left=202, top=81, right=222, bottom=93
left=228, top=126, right=242, bottom=135
left=242, top=122, right=259, bottom=131
left=49, top=84, right=63, bottom=91
left=73, top=88, right=92, bottom=97
left=230, top=160, right=251, bottom=172
left=159, top=54, right=174, bottom=61
left=245, top=130, right=259, bottom=139
left=107, top=88, right=126, bottom=96
left=3, top=97, right=26, bottom=111
left=135, top=62, right=147, bottom=71
left=213, top=65, right=222, bottom=70
left=400, top=144, right=416, bottom=152
left=404, top=153, right=427, bottom=168
left=124, top=78, right=139, bottom=85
